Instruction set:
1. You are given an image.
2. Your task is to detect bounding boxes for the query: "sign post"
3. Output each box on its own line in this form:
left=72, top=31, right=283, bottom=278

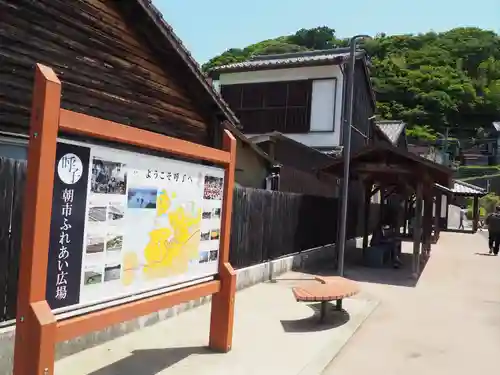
left=13, top=64, right=237, bottom=375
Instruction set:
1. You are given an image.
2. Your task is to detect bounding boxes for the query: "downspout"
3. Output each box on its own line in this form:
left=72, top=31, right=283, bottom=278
left=338, top=63, right=347, bottom=148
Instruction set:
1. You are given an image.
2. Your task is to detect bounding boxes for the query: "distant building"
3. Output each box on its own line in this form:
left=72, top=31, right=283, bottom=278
left=208, top=48, right=376, bottom=155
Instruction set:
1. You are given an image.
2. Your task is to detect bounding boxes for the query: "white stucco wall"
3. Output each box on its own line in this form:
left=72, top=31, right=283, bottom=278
left=215, top=65, right=344, bottom=149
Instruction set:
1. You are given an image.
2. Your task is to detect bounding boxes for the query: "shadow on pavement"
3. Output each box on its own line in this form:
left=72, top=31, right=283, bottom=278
left=87, top=346, right=212, bottom=375
left=297, top=246, right=429, bottom=288
left=281, top=303, right=350, bottom=333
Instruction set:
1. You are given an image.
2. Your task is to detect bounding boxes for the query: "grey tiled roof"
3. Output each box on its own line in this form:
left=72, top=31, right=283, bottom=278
left=210, top=48, right=365, bottom=73
left=375, top=120, right=406, bottom=145
left=435, top=180, right=486, bottom=196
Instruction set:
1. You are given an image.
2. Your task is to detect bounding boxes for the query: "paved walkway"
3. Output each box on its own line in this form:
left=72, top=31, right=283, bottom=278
left=54, top=275, right=377, bottom=375
left=323, top=232, right=500, bottom=375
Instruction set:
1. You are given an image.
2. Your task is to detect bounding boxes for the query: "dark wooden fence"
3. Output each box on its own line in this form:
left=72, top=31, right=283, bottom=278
left=0, top=158, right=26, bottom=322
left=229, top=187, right=359, bottom=268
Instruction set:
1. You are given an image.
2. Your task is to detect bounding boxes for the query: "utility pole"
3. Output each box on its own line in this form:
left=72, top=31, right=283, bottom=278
left=337, top=34, right=371, bottom=277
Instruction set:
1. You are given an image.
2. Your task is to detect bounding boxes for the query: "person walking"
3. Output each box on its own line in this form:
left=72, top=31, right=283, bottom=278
left=485, top=206, right=500, bottom=255
left=458, top=208, right=466, bottom=230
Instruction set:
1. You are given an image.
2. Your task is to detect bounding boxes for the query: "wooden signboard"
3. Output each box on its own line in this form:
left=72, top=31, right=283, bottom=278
left=13, top=64, right=237, bottom=375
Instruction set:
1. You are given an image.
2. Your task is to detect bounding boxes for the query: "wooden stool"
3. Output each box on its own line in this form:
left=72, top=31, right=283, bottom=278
left=292, top=276, right=359, bottom=322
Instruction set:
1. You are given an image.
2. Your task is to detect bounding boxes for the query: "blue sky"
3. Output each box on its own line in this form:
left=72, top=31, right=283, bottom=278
left=153, top=0, right=499, bottom=64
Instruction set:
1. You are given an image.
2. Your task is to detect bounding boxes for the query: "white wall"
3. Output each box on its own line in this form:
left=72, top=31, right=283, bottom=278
left=216, top=65, right=344, bottom=149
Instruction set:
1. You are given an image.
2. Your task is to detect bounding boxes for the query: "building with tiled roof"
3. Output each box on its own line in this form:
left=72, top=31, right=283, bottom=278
left=207, top=48, right=376, bottom=156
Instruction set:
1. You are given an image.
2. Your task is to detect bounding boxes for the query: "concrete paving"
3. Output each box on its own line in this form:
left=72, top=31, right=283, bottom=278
left=55, top=278, right=377, bottom=375
left=322, top=231, right=500, bottom=375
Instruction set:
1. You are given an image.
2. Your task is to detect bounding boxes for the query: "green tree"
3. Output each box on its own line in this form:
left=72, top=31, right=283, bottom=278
left=204, top=27, right=500, bottom=140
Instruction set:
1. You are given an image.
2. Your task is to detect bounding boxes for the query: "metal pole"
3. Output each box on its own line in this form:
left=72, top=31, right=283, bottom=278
left=337, top=35, right=371, bottom=277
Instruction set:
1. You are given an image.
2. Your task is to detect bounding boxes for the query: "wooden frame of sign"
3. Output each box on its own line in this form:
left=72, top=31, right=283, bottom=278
left=13, top=64, right=237, bottom=375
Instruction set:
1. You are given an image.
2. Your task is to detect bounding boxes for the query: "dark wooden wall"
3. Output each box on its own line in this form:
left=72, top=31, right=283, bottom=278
left=279, top=166, right=338, bottom=198
left=229, top=187, right=339, bottom=268
left=229, top=187, right=366, bottom=268
left=0, top=0, right=214, bottom=145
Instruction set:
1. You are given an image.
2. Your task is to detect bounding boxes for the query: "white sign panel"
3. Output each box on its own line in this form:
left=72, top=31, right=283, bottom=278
left=46, top=139, right=224, bottom=311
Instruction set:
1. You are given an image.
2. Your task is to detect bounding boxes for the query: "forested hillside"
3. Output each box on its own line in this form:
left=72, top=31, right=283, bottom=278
left=203, top=27, right=500, bottom=140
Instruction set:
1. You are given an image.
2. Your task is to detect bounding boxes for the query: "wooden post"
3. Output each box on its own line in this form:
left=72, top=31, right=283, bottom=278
left=362, top=180, right=371, bottom=251
left=444, top=195, right=449, bottom=230
left=423, top=190, right=433, bottom=256
left=13, top=65, right=60, bottom=375
left=402, top=199, right=407, bottom=235
left=412, top=182, right=423, bottom=278
left=209, top=130, right=237, bottom=352
left=434, top=193, right=442, bottom=240
left=472, top=196, right=479, bottom=233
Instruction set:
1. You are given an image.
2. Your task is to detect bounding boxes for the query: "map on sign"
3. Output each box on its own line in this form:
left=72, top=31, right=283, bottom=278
left=121, top=188, right=202, bottom=285
left=71, top=139, right=224, bottom=309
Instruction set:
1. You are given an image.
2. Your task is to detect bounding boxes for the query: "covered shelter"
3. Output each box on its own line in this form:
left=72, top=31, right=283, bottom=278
left=435, top=180, right=487, bottom=232
left=320, top=143, right=453, bottom=277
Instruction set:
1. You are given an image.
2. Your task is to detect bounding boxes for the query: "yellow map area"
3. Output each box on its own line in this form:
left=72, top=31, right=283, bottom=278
left=122, top=189, right=201, bottom=286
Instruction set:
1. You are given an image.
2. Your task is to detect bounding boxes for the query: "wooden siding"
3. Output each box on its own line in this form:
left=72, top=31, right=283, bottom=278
left=0, top=0, right=213, bottom=145
left=279, top=166, right=338, bottom=198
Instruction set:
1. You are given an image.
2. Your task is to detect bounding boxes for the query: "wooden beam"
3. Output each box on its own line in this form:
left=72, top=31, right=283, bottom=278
left=13, top=64, right=60, bottom=375
left=434, top=193, right=442, bottom=239
left=412, top=182, right=423, bottom=278
left=355, top=163, right=413, bottom=174
left=57, top=281, right=220, bottom=342
left=209, top=130, right=237, bottom=352
left=59, top=109, right=231, bottom=165
left=423, top=191, right=433, bottom=256
left=362, top=180, right=372, bottom=251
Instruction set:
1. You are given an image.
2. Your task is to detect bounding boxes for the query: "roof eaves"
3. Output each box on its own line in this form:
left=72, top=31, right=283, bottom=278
left=251, top=131, right=337, bottom=165
left=134, top=0, right=241, bottom=128
left=208, top=48, right=367, bottom=75
left=221, top=122, right=276, bottom=166
left=435, top=179, right=486, bottom=196
left=320, top=143, right=453, bottom=176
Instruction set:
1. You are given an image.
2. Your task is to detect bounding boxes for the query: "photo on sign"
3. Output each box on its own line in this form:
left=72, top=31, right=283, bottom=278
left=202, top=210, right=212, bottom=220
left=83, top=267, right=103, bottom=286
left=88, top=206, right=107, bottom=222
left=203, top=176, right=223, bottom=200
left=127, top=187, right=158, bottom=209
left=210, top=229, right=220, bottom=241
left=107, top=201, right=125, bottom=222
left=199, top=251, right=209, bottom=263
left=104, top=264, right=121, bottom=282
left=209, top=250, right=218, bottom=262
left=91, top=158, right=127, bottom=195
left=212, top=207, right=221, bottom=219
left=86, top=235, right=105, bottom=254
left=200, top=231, right=210, bottom=241
left=106, top=234, right=123, bottom=253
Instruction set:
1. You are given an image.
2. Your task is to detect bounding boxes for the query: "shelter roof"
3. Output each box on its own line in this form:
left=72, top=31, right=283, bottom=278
left=320, top=143, right=453, bottom=187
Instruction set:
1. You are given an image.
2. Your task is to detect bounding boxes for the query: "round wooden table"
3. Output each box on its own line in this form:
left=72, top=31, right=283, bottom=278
left=292, top=276, right=359, bottom=322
